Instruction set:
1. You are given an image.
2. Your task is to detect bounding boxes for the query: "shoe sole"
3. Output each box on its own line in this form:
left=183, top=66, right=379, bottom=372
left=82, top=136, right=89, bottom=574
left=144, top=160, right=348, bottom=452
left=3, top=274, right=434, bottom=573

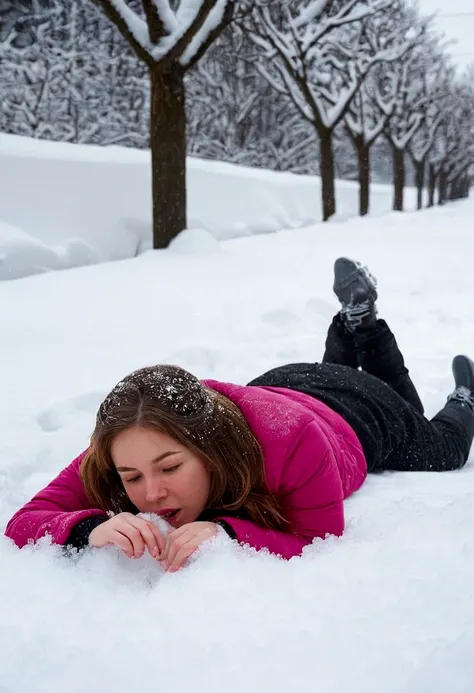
left=333, top=258, right=378, bottom=303
left=452, top=355, right=474, bottom=391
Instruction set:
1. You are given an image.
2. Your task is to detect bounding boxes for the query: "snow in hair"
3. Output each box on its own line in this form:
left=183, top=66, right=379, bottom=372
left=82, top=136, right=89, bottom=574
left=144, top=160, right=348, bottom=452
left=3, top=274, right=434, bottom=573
left=96, top=364, right=214, bottom=425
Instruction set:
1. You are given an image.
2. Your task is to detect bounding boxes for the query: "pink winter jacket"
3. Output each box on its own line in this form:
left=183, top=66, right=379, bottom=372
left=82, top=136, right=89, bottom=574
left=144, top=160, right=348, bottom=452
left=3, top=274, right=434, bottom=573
left=5, top=381, right=367, bottom=560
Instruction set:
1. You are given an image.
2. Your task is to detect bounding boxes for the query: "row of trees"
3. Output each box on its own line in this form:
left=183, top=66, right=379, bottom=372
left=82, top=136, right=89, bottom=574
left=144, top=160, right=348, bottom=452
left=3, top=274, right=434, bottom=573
left=0, top=1, right=150, bottom=146
left=1, top=0, right=473, bottom=248
left=232, top=0, right=474, bottom=221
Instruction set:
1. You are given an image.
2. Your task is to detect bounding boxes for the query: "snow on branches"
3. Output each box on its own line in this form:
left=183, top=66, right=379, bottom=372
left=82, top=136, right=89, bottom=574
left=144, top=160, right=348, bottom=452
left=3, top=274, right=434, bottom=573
left=95, top=0, right=235, bottom=69
left=244, top=0, right=415, bottom=219
left=247, top=0, right=411, bottom=132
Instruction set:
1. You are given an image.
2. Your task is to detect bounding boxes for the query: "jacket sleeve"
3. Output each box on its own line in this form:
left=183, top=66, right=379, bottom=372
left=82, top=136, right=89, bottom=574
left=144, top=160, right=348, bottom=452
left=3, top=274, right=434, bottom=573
left=4, top=450, right=108, bottom=548
left=215, top=421, right=345, bottom=560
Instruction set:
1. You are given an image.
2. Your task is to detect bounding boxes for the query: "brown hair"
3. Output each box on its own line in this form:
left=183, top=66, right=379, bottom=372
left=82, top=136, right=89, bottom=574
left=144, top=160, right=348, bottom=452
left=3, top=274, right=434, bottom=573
left=80, top=365, right=288, bottom=530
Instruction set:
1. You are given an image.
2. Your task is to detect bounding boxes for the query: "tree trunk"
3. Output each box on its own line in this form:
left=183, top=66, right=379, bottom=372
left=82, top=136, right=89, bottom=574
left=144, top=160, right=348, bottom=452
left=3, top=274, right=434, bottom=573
left=462, top=176, right=471, bottom=198
left=428, top=164, right=437, bottom=207
left=392, top=146, right=405, bottom=212
left=357, top=139, right=371, bottom=216
left=414, top=159, right=425, bottom=211
left=438, top=169, right=447, bottom=206
left=450, top=177, right=459, bottom=201
left=149, top=65, right=187, bottom=249
left=319, top=129, right=336, bottom=221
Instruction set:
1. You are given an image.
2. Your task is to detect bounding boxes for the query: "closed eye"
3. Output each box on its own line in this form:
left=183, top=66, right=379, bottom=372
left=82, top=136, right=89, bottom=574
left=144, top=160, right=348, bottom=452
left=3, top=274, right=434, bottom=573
left=162, top=464, right=181, bottom=474
left=125, top=475, right=141, bottom=484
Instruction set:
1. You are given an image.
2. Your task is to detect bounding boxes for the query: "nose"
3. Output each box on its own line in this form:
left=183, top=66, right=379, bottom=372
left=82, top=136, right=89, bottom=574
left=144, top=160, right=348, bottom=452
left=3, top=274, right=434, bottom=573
left=145, top=477, right=167, bottom=504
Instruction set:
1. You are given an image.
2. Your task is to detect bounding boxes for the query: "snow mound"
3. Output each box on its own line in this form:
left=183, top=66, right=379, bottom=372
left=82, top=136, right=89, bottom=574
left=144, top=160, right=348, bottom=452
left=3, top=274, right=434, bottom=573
left=0, top=222, right=63, bottom=280
left=169, top=228, right=222, bottom=254
left=0, top=134, right=419, bottom=281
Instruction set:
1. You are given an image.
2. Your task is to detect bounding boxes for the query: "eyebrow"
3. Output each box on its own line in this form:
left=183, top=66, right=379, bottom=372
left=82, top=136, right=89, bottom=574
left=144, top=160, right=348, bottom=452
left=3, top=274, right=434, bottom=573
left=116, top=451, right=179, bottom=473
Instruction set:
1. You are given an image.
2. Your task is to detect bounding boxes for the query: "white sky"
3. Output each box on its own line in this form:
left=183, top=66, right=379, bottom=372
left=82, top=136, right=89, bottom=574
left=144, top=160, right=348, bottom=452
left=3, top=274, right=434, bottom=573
left=418, top=0, right=474, bottom=68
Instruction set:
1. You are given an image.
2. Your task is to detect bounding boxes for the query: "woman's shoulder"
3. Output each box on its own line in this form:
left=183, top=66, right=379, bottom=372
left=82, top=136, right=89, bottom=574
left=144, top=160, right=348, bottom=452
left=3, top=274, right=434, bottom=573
left=203, top=380, right=330, bottom=492
left=203, top=379, right=316, bottom=443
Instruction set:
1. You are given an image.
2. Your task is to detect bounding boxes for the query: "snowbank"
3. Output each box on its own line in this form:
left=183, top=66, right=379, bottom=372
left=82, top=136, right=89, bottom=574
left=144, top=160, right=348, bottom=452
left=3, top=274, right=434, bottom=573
left=0, top=134, right=416, bottom=280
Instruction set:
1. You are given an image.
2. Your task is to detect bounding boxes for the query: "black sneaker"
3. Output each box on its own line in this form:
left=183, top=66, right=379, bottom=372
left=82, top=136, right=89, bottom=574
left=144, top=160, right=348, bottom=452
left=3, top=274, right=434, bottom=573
left=333, top=257, right=378, bottom=331
left=449, top=355, right=474, bottom=410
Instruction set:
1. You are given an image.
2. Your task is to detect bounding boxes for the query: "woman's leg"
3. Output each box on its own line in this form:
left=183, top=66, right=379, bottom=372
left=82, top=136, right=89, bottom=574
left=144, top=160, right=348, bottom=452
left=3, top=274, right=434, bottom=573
left=322, top=314, right=359, bottom=369
left=332, top=257, right=424, bottom=414
left=398, top=394, right=474, bottom=472
left=248, top=355, right=474, bottom=473
left=353, top=321, right=425, bottom=414
left=386, top=355, right=474, bottom=472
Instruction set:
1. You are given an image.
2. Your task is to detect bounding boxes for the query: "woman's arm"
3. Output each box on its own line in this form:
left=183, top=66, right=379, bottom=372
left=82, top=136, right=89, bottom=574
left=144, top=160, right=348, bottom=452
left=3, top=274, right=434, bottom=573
left=216, top=422, right=345, bottom=559
left=5, top=450, right=107, bottom=548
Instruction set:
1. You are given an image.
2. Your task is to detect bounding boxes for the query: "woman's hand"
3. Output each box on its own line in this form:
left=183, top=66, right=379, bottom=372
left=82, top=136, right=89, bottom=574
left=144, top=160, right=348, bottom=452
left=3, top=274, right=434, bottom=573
left=160, top=521, right=218, bottom=572
left=89, top=512, right=165, bottom=559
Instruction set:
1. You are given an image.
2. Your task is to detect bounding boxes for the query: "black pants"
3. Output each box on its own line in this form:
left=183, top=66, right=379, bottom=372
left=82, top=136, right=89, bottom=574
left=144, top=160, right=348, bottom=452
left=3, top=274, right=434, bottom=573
left=248, top=316, right=474, bottom=472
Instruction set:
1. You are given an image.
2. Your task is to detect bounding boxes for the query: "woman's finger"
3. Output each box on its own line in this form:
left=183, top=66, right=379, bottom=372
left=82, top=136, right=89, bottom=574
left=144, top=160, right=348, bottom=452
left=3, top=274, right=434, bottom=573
left=166, top=540, right=198, bottom=572
left=161, top=526, right=188, bottom=564
left=162, top=528, right=193, bottom=569
left=128, top=516, right=163, bottom=557
left=138, top=522, right=161, bottom=557
left=146, top=521, right=166, bottom=555
left=112, top=531, right=135, bottom=558
left=120, top=522, right=146, bottom=558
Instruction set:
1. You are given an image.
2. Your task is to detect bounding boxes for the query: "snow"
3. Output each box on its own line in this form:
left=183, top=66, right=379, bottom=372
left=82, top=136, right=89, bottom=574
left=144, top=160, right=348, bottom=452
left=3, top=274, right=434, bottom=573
left=150, top=0, right=229, bottom=63
left=107, top=0, right=151, bottom=50
left=89, top=0, right=229, bottom=64
left=254, top=2, right=411, bottom=135
left=0, top=133, right=418, bottom=281
left=1, top=135, right=474, bottom=693
left=180, top=0, right=228, bottom=67
left=293, top=0, right=330, bottom=30
left=154, top=0, right=179, bottom=34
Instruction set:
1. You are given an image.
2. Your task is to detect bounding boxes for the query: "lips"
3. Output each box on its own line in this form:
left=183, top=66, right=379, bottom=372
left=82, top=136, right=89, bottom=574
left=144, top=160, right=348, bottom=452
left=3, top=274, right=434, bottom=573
left=157, top=508, right=180, bottom=520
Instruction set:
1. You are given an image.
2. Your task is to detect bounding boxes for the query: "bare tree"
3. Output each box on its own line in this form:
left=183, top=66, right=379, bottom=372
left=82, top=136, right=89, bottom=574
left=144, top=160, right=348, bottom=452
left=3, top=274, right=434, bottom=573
left=383, top=40, right=428, bottom=212
left=433, top=77, right=474, bottom=205
left=404, top=39, right=453, bottom=210
left=0, top=0, right=149, bottom=146
left=90, top=0, right=243, bottom=248
left=186, top=25, right=316, bottom=172
left=0, top=1, right=65, bottom=139
left=448, top=70, right=474, bottom=202
left=343, top=2, right=415, bottom=216
left=407, top=98, right=443, bottom=211
left=245, top=0, right=408, bottom=222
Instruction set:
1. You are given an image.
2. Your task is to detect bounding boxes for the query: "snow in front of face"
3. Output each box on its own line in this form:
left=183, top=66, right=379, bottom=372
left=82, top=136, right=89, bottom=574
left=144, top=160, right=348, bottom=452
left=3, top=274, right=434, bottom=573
left=0, top=133, right=420, bottom=280
left=1, top=172, right=474, bottom=692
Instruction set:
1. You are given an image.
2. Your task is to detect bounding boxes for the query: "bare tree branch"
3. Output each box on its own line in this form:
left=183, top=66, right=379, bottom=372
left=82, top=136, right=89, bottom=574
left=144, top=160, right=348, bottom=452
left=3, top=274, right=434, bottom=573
left=142, top=0, right=168, bottom=43
left=93, top=0, right=153, bottom=65
left=184, top=0, right=236, bottom=71
left=166, top=0, right=226, bottom=64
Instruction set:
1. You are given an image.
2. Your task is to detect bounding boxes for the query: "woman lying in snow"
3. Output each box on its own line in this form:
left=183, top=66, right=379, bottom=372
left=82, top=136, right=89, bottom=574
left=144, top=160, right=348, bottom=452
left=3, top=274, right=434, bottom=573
left=5, top=258, right=474, bottom=570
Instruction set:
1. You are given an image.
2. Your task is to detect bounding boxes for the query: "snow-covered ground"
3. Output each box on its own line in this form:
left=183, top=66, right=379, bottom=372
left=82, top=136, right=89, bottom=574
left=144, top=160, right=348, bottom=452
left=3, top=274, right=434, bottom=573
left=1, top=137, right=474, bottom=693
left=0, top=133, right=419, bottom=280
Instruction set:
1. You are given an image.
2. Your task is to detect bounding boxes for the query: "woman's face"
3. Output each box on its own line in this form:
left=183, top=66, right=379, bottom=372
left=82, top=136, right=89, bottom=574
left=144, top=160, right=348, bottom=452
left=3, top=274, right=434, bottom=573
left=111, top=425, right=211, bottom=528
